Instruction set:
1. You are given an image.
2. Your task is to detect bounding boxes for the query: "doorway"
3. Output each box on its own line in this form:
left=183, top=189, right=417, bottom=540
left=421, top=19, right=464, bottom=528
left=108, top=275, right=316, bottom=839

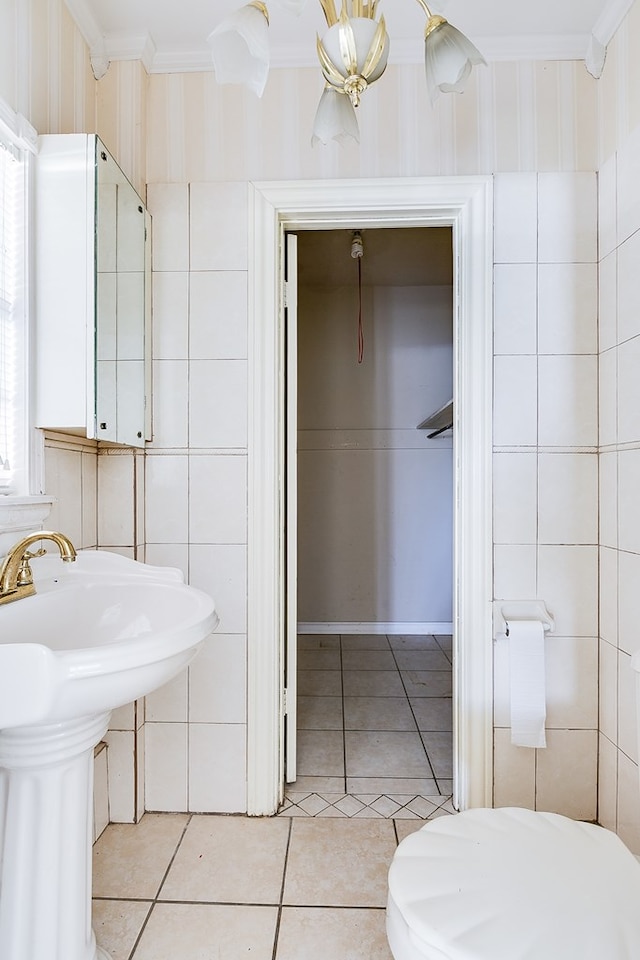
left=246, top=177, right=493, bottom=816
left=288, top=227, right=455, bottom=811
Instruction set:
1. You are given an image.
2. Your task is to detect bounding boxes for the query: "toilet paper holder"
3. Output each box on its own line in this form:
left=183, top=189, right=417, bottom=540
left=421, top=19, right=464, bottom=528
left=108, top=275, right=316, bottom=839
left=494, top=600, right=554, bottom=638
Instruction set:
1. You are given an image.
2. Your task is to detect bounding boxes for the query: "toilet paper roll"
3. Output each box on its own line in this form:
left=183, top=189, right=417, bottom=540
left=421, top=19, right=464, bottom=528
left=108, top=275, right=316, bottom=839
left=508, top=619, right=546, bottom=748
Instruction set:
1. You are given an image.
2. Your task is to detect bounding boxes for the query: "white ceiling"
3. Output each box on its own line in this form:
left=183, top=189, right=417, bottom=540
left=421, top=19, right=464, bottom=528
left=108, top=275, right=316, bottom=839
left=67, top=0, right=627, bottom=76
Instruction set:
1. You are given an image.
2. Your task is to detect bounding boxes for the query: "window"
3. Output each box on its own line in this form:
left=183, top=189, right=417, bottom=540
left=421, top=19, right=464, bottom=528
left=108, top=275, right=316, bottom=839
left=0, top=102, right=33, bottom=496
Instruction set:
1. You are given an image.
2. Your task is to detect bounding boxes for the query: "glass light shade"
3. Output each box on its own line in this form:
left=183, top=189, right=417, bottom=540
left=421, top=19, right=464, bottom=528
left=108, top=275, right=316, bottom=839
left=319, top=16, right=389, bottom=104
left=311, top=87, right=360, bottom=146
left=424, top=21, right=485, bottom=104
left=207, top=3, right=270, bottom=97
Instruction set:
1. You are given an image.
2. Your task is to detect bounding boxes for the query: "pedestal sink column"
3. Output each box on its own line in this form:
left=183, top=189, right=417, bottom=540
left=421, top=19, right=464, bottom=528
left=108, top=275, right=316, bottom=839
left=0, top=711, right=112, bottom=960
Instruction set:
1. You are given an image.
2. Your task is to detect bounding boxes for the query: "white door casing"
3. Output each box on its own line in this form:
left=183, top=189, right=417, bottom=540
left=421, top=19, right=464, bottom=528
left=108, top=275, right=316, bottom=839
left=247, top=177, right=493, bottom=816
left=284, top=232, right=298, bottom=784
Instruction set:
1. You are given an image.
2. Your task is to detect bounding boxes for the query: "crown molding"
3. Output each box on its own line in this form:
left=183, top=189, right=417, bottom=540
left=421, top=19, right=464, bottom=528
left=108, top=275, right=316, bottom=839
left=104, top=34, right=157, bottom=73
left=148, top=32, right=594, bottom=74
left=63, top=0, right=109, bottom=78
left=592, top=0, right=634, bottom=45
left=149, top=50, right=213, bottom=74
left=62, top=0, right=626, bottom=77
left=586, top=0, right=634, bottom=77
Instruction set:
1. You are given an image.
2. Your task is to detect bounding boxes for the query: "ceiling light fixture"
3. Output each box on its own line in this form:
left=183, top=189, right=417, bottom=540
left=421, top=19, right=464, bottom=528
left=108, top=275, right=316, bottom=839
left=208, top=0, right=485, bottom=145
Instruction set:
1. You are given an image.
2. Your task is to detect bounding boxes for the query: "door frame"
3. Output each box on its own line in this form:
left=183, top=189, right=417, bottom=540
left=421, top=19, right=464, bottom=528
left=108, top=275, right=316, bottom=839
left=246, top=176, right=493, bottom=816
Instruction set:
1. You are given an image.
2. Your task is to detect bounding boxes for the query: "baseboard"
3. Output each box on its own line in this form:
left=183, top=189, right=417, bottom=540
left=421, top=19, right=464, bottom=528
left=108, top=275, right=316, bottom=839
left=297, top=622, right=453, bottom=635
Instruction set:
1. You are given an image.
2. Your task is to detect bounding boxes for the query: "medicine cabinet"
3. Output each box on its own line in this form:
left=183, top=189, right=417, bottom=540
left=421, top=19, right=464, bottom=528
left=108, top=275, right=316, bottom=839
left=35, top=134, right=151, bottom=447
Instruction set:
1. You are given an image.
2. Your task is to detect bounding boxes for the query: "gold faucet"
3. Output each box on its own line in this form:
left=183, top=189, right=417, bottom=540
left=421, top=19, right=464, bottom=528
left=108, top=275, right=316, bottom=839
left=0, top=531, right=77, bottom=606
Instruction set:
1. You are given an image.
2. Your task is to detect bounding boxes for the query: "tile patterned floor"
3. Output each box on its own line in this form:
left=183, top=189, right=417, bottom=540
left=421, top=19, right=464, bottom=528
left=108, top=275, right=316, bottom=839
left=92, top=810, right=455, bottom=960
left=283, top=633, right=453, bottom=817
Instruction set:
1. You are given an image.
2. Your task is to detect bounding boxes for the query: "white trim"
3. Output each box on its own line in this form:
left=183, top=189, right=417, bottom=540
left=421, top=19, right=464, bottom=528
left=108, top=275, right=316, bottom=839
left=0, top=496, right=54, bottom=532
left=247, top=176, right=494, bottom=817
left=0, top=101, right=37, bottom=153
left=63, top=0, right=110, bottom=79
left=478, top=33, right=591, bottom=62
left=81, top=34, right=599, bottom=76
left=591, top=0, right=635, bottom=47
left=585, top=0, right=634, bottom=77
left=104, top=34, right=157, bottom=73
left=298, top=622, right=454, bottom=635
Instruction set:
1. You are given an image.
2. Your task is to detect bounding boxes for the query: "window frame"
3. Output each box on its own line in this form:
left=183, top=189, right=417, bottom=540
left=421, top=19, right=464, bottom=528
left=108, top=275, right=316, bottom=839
left=0, top=97, right=43, bottom=506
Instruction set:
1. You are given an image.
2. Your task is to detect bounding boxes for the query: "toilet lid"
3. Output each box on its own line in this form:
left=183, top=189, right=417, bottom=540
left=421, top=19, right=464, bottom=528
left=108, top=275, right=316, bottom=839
left=388, top=807, right=640, bottom=960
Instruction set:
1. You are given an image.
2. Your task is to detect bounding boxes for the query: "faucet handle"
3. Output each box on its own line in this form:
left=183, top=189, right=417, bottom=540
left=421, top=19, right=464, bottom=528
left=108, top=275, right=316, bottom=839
left=24, top=548, right=47, bottom=561
left=16, top=548, right=46, bottom=587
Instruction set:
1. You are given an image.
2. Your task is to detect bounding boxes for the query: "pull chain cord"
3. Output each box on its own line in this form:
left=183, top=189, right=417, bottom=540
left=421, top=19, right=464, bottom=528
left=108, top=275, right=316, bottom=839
left=357, top=254, right=364, bottom=364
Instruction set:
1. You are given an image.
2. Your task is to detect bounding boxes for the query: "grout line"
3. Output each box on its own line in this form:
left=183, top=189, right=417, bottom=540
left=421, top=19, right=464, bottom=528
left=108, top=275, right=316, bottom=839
left=271, top=815, right=294, bottom=960
left=126, top=813, right=194, bottom=959
left=390, top=637, right=439, bottom=784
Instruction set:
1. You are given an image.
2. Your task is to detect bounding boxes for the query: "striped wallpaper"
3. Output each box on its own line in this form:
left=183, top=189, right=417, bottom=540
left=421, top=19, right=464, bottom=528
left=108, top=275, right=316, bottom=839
left=140, top=60, right=599, bottom=184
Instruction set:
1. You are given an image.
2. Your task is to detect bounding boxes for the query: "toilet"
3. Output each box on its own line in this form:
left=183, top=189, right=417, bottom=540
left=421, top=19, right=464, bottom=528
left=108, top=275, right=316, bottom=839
left=387, top=660, right=640, bottom=959
left=387, top=806, right=640, bottom=959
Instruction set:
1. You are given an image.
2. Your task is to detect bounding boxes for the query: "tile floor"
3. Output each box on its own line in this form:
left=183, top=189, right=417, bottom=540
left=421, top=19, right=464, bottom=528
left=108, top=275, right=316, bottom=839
left=281, top=633, right=453, bottom=817
left=92, top=807, right=454, bottom=960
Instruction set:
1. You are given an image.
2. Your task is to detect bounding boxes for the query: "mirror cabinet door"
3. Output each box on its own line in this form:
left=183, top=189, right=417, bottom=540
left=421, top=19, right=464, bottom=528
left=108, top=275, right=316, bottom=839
left=95, top=140, right=147, bottom=447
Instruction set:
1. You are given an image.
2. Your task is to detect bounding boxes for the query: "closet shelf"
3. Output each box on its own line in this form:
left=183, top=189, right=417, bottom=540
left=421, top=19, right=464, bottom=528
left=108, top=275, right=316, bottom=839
left=417, top=399, right=453, bottom=438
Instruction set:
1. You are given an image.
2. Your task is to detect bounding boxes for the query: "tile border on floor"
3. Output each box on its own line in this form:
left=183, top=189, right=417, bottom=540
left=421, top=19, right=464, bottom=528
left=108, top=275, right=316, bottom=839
left=278, top=792, right=455, bottom=819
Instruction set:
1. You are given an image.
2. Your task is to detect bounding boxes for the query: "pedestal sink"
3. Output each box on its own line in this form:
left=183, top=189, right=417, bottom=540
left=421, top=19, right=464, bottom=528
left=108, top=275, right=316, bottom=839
left=0, top=547, right=218, bottom=960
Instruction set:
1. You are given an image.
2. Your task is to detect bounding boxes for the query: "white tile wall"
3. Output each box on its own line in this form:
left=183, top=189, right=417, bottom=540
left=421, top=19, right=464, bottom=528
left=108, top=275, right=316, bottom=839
left=189, top=183, right=248, bottom=271
left=104, top=730, right=137, bottom=823
left=599, top=455, right=617, bottom=549
left=145, top=722, right=188, bottom=811
left=152, top=272, right=189, bottom=360
left=537, top=172, right=598, bottom=263
left=189, top=360, right=248, bottom=449
left=149, top=360, right=189, bottom=448
left=537, top=545, right=598, bottom=638
left=537, top=356, right=598, bottom=448
left=147, top=183, right=189, bottom=272
left=493, top=544, right=537, bottom=601
left=145, top=455, right=189, bottom=543
left=599, top=638, right=618, bottom=744
left=616, top=123, right=640, bottom=246
left=597, top=32, right=640, bottom=844
left=616, top=336, right=640, bottom=444
left=618, top=449, right=640, bottom=553
left=537, top=263, right=597, bottom=355
left=97, top=453, right=135, bottom=547
left=598, top=251, right=617, bottom=353
left=493, top=729, right=536, bottom=809
left=618, top=550, right=640, bottom=657
left=537, top=454, right=598, bottom=545
left=599, top=547, right=618, bottom=646
left=492, top=172, right=599, bottom=821
left=493, top=264, right=537, bottom=355
left=189, top=634, right=247, bottom=724
left=189, top=456, right=247, bottom=544
left=43, top=168, right=601, bottom=825
left=598, top=153, right=617, bottom=260
left=492, top=453, right=537, bottom=544
left=617, top=229, right=640, bottom=344
left=493, top=173, right=538, bottom=263
left=598, top=733, right=618, bottom=832
left=189, top=544, right=247, bottom=635
left=189, top=272, right=248, bottom=360
left=493, top=355, right=537, bottom=447
left=535, top=730, right=597, bottom=820
left=598, top=347, right=617, bottom=447
left=188, top=723, right=247, bottom=813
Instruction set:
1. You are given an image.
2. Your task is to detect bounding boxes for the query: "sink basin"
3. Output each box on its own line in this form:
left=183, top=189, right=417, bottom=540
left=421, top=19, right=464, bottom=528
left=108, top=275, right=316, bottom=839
left=0, top=547, right=218, bottom=960
left=0, top=549, right=218, bottom=728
